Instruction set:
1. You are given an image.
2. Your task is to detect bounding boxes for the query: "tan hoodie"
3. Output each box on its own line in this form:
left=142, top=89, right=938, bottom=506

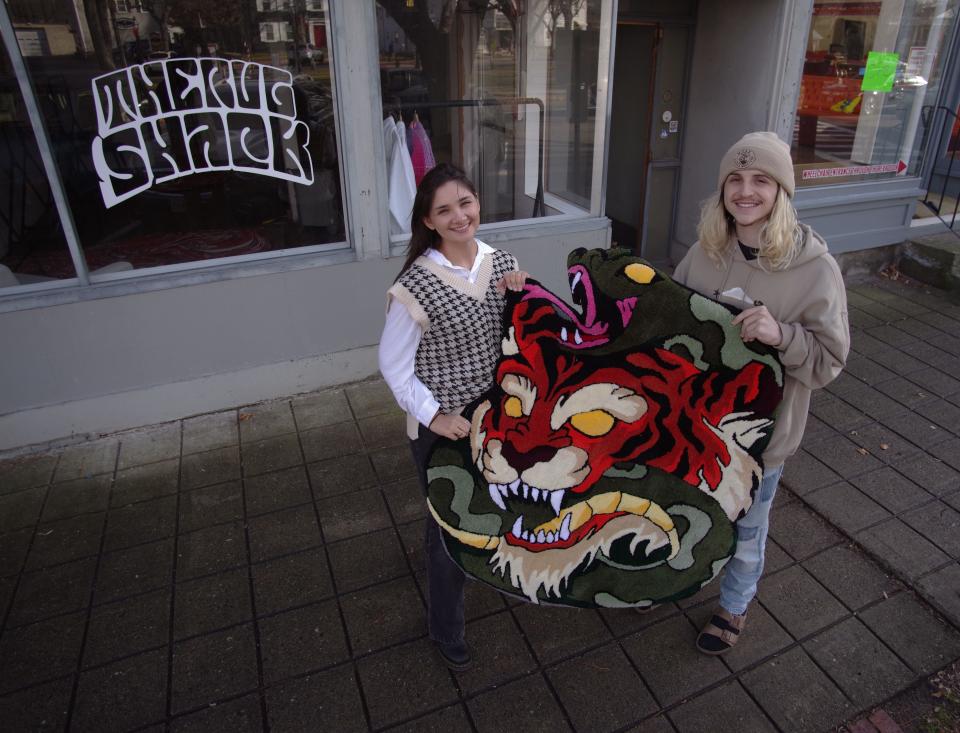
left=673, top=224, right=850, bottom=467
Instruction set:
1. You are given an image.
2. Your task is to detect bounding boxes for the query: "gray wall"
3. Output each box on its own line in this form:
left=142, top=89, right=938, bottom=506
left=795, top=179, right=924, bottom=254
left=0, top=221, right=609, bottom=449
left=674, top=0, right=789, bottom=249
left=2, top=259, right=394, bottom=410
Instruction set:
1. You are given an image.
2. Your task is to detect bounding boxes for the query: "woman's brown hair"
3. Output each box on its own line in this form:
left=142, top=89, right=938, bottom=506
left=396, top=163, right=479, bottom=278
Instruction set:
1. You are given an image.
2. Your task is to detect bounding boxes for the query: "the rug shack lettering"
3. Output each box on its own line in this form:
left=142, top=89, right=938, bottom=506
left=91, top=58, right=314, bottom=208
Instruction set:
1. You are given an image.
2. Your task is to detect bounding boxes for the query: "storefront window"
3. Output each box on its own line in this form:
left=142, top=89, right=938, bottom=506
left=793, top=0, right=959, bottom=187
left=5, top=0, right=344, bottom=276
left=375, top=0, right=605, bottom=236
left=0, top=24, right=73, bottom=289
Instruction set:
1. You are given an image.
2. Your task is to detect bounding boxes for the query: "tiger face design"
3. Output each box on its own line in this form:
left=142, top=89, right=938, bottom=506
left=425, top=249, right=783, bottom=607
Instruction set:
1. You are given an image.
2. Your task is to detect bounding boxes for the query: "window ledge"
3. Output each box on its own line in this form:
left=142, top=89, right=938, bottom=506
left=387, top=214, right=609, bottom=258
left=1, top=215, right=613, bottom=314
left=0, top=244, right=355, bottom=314
left=795, top=175, right=925, bottom=209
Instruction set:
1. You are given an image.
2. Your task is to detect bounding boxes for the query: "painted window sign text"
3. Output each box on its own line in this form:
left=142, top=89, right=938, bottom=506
left=91, top=58, right=314, bottom=208
left=801, top=161, right=906, bottom=179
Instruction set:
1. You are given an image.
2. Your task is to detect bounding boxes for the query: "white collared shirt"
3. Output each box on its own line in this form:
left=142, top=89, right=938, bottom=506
left=379, top=240, right=495, bottom=429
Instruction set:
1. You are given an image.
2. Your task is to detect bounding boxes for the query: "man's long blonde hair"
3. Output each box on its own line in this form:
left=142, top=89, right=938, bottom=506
left=696, top=185, right=802, bottom=270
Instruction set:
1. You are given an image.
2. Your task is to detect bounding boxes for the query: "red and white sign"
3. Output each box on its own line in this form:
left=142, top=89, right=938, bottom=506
left=801, top=160, right=907, bottom=180
left=812, top=2, right=882, bottom=16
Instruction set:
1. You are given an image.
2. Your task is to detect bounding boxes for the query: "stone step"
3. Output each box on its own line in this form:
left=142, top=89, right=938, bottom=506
left=899, top=230, right=960, bottom=296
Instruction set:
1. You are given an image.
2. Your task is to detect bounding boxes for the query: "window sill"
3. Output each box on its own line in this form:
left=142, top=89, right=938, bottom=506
left=1, top=213, right=614, bottom=314
left=0, top=243, right=354, bottom=314
left=794, top=175, right=925, bottom=209
left=387, top=213, right=608, bottom=258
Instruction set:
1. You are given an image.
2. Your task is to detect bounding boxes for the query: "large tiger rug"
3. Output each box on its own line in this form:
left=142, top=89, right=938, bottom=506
left=425, top=247, right=784, bottom=608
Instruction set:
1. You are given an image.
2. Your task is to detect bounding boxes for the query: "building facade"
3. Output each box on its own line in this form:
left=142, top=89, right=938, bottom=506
left=0, top=0, right=958, bottom=450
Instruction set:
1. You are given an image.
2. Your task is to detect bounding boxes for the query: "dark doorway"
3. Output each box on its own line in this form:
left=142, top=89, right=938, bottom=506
left=605, top=23, right=658, bottom=252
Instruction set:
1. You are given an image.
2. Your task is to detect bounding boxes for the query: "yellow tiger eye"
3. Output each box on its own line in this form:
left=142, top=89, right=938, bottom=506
left=570, top=410, right=615, bottom=436
left=624, top=263, right=656, bottom=284
left=504, top=396, right=524, bottom=418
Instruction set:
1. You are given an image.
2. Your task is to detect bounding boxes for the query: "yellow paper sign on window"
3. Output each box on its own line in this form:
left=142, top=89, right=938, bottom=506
left=861, top=51, right=898, bottom=93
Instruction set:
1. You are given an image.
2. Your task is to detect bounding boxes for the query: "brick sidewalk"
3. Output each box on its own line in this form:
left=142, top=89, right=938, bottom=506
left=1, top=275, right=959, bottom=732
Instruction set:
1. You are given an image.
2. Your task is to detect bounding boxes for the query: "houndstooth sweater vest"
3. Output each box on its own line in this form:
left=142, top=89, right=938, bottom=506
left=389, top=249, right=516, bottom=418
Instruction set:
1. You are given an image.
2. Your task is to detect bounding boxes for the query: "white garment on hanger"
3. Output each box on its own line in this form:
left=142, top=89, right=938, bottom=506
left=380, top=240, right=496, bottom=430
left=383, top=116, right=416, bottom=235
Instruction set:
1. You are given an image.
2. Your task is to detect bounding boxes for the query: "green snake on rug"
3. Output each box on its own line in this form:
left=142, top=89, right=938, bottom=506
left=426, top=248, right=784, bottom=607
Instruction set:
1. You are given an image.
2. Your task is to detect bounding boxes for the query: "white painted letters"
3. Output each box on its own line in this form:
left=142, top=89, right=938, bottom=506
left=91, top=58, right=314, bottom=208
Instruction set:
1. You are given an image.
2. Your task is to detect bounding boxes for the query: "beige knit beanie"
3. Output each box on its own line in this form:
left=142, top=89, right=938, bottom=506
left=717, top=131, right=796, bottom=198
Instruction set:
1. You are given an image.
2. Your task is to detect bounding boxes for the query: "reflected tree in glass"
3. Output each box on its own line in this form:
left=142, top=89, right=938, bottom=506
left=376, top=1, right=521, bottom=103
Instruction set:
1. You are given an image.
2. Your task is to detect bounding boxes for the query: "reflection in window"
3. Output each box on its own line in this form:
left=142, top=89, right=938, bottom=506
left=793, top=0, right=960, bottom=188
left=950, top=101, right=960, bottom=162
left=0, top=29, right=73, bottom=287
left=6, top=0, right=343, bottom=275
left=375, top=0, right=604, bottom=235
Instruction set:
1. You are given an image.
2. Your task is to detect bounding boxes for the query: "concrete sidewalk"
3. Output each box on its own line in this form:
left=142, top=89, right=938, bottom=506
left=1, top=274, right=960, bottom=733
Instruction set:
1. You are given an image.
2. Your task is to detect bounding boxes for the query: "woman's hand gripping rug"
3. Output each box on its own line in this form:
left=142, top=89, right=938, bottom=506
left=425, top=248, right=784, bottom=608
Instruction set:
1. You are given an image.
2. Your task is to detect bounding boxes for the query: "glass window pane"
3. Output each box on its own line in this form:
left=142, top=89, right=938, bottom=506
left=0, top=19, right=74, bottom=288
left=375, top=0, right=606, bottom=235
left=8, top=0, right=344, bottom=275
left=793, top=0, right=960, bottom=187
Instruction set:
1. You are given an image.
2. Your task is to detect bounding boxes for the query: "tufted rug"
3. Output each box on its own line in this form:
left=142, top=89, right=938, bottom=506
left=425, top=247, right=784, bottom=608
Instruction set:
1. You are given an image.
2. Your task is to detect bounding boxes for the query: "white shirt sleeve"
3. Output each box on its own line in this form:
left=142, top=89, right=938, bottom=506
left=378, top=298, right=441, bottom=428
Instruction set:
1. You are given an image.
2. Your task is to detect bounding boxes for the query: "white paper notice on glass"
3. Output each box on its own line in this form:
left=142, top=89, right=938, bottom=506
left=906, top=47, right=926, bottom=76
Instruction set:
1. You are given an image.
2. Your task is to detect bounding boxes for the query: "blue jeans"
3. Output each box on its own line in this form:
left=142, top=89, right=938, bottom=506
left=718, top=464, right=784, bottom=616
left=410, top=425, right=466, bottom=645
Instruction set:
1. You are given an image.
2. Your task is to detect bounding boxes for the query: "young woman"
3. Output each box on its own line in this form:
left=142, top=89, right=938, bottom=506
left=378, top=163, right=526, bottom=671
left=673, top=131, right=850, bottom=655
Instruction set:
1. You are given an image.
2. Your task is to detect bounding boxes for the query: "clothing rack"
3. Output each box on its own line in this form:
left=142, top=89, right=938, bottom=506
left=390, top=97, right=546, bottom=218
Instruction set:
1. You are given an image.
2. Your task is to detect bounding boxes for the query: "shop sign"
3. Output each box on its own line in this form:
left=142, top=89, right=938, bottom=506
left=801, top=160, right=907, bottom=180
left=91, top=58, right=313, bottom=208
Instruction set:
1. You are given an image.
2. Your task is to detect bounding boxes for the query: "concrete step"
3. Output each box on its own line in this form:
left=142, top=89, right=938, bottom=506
left=899, top=230, right=960, bottom=296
